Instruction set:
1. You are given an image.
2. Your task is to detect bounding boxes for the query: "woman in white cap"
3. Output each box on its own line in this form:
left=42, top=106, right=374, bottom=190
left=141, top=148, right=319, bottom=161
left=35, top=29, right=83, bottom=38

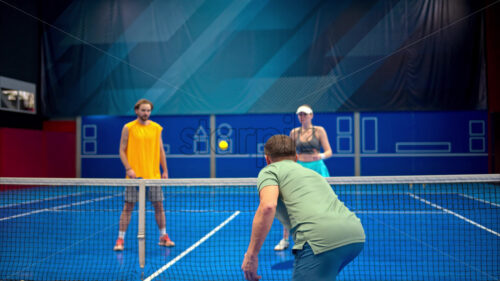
left=274, top=104, right=333, bottom=251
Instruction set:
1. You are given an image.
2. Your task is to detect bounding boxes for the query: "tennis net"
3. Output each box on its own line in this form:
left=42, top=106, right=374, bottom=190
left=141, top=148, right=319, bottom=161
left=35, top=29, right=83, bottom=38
left=0, top=175, right=498, bottom=280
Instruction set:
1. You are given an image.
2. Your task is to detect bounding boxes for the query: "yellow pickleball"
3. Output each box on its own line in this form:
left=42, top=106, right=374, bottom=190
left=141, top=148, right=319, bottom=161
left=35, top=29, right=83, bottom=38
left=218, top=140, right=228, bottom=150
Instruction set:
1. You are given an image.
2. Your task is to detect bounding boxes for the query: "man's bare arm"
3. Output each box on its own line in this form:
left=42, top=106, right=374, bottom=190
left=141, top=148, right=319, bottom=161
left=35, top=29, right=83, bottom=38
left=159, top=134, right=168, bottom=178
left=242, top=185, right=279, bottom=280
left=119, top=126, right=135, bottom=178
left=246, top=185, right=278, bottom=255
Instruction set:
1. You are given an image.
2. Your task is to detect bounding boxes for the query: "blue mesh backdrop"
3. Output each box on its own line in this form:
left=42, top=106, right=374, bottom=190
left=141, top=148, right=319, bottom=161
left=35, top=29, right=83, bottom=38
left=41, top=0, right=487, bottom=116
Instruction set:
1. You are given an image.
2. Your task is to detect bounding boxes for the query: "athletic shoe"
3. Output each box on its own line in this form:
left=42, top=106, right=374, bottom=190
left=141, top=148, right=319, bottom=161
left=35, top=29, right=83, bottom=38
left=274, top=239, right=289, bottom=251
left=114, top=238, right=124, bottom=251
left=159, top=234, right=175, bottom=247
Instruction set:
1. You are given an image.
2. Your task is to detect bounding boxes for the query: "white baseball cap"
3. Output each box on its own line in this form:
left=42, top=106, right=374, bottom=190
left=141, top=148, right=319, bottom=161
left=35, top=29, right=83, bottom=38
left=296, top=105, right=313, bottom=114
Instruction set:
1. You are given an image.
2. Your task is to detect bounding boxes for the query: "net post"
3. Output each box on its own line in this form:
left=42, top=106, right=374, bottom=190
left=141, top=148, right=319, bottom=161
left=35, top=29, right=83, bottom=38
left=138, top=181, right=146, bottom=269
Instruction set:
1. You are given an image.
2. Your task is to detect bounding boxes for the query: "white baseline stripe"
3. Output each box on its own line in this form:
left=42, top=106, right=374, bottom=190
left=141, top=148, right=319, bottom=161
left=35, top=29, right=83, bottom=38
left=459, top=193, right=500, bottom=208
left=6, top=221, right=118, bottom=280
left=355, top=210, right=443, bottom=214
left=0, top=193, right=121, bottom=222
left=0, top=192, right=85, bottom=208
left=367, top=213, right=498, bottom=280
left=144, top=211, right=241, bottom=281
left=361, top=153, right=487, bottom=157
left=81, top=152, right=488, bottom=159
left=409, top=193, right=500, bottom=237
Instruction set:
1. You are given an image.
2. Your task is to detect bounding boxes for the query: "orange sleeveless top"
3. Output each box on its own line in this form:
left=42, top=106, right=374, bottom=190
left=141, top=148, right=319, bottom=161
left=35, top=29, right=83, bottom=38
left=125, top=120, right=163, bottom=179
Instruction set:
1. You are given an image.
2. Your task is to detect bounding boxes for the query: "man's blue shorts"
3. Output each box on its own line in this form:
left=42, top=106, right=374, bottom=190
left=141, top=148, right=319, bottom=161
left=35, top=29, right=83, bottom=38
left=292, top=242, right=364, bottom=281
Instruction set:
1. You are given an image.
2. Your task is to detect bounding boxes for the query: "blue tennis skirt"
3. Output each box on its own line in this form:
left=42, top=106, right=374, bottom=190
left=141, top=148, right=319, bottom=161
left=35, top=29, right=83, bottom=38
left=297, top=160, right=330, bottom=177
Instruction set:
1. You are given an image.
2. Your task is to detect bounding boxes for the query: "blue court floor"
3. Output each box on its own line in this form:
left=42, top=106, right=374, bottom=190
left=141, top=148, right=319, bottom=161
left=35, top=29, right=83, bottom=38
left=0, top=185, right=498, bottom=280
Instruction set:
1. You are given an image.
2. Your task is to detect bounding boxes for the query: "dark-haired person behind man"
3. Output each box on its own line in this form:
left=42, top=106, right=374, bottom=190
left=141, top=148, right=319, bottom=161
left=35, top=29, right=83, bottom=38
left=242, top=135, right=365, bottom=281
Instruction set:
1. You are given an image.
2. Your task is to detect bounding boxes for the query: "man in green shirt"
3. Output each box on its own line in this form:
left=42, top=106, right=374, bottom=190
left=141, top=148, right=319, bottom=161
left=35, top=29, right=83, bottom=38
left=242, top=135, right=365, bottom=281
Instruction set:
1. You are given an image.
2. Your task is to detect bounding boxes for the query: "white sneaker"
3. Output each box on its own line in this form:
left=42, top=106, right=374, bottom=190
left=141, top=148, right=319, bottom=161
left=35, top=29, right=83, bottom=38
left=274, top=239, right=290, bottom=251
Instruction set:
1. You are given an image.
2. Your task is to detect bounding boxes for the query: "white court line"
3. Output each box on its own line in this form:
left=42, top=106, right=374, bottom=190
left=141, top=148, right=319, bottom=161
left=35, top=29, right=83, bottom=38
left=144, top=211, right=241, bottom=281
left=459, top=193, right=500, bottom=208
left=6, top=221, right=118, bottom=280
left=367, top=214, right=498, bottom=280
left=0, top=192, right=85, bottom=209
left=0, top=193, right=121, bottom=222
left=81, top=152, right=489, bottom=158
left=408, top=193, right=500, bottom=237
left=355, top=210, right=443, bottom=214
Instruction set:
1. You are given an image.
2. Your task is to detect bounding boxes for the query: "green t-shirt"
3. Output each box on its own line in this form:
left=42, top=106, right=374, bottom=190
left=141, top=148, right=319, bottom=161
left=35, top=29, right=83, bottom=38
left=257, top=160, right=365, bottom=254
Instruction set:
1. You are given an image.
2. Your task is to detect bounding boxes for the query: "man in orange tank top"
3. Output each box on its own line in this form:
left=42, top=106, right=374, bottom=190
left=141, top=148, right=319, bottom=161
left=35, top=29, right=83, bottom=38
left=113, top=99, right=174, bottom=251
